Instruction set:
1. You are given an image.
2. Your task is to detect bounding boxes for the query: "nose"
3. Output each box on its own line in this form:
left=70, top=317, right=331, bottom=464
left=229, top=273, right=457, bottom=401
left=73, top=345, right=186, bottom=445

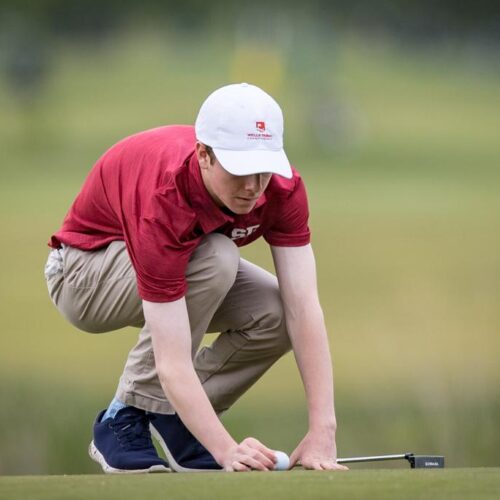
left=243, top=174, right=266, bottom=194
left=243, top=174, right=262, bottom=193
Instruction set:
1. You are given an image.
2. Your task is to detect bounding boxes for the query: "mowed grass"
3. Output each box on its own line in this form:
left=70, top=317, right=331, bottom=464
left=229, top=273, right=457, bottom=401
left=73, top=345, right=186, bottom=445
left=1, top=469, right=499, bottom=500
left=0, top=30, right=499, bottom=473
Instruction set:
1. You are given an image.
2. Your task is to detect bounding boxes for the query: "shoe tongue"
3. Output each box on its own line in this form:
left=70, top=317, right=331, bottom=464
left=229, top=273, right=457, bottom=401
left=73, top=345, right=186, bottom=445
left=114, top=407, right=149, bottom=432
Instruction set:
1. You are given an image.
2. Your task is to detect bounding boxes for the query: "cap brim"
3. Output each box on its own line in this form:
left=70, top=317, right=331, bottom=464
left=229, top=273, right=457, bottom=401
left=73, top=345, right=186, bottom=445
left=212, top=148, right=292, bottom=179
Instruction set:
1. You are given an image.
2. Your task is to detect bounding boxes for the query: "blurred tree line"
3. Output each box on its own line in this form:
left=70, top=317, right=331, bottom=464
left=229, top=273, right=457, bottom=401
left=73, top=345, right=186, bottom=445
left=1, top=0, right=499, bottom=41
left=0, top=0, right=498, bottom=119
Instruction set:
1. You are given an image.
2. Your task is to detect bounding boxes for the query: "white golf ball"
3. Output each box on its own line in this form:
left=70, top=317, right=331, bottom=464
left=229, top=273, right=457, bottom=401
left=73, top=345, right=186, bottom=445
left=274, top=451, right=290, bottom=471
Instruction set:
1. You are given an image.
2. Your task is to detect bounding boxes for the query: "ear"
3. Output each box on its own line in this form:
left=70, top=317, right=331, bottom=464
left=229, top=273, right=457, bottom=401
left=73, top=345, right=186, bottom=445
left=196, top=142, right=211, bottom=171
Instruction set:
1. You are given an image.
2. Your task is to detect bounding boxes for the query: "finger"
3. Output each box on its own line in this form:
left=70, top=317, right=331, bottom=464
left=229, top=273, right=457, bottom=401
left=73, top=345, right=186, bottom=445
left=319, top=460, right=337, bottom=470
left=232, top=461, right=251, bottom=472
left=319, top=461, right=349, bottom=471
left=244, top=438, right=277, bottom=462
left=239, top=455, right=271, bottom=471
left=305, top=460, right=322, bottom=471
left=240, top=445, right=275, bottom=469
left=250, top=449, right=276, bottom=470
left=298, top=459, right=312, bottom=470
left=333, top=463, right=349, bottom=471
left=260, top=454, right=276, bottom=470
left=261, top=447, right=278, bottom=462
left=245, top=443, right=276, bottom=464
left=289, top=450, right=300, bottom=468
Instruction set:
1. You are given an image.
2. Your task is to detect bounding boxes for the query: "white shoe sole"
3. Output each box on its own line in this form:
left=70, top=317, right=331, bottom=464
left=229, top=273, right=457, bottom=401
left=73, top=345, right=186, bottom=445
left=89, top=441, right=171, bottom=474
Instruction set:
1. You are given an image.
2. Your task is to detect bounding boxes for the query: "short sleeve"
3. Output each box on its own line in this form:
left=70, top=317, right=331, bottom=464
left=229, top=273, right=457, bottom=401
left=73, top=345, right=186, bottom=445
left=263, top=176, right=311, bottom=247
left=128, top=190, right=199, bottom=302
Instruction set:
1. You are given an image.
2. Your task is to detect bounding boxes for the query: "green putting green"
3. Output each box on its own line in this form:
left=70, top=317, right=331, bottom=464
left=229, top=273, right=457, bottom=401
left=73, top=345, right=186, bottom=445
left=1, top=469, right=499, bottom=500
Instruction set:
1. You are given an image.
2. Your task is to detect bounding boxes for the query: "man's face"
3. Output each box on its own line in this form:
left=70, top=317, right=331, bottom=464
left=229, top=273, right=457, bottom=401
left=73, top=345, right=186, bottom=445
left=197, top=143, right=272, bottom=215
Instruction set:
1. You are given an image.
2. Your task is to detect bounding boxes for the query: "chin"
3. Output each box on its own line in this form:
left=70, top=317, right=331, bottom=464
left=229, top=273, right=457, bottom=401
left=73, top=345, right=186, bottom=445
left=237, top=206, right=255, bottom=214
left=228, top=207, right=253, bottom=215
left=224, top=201, right=256, bottom=215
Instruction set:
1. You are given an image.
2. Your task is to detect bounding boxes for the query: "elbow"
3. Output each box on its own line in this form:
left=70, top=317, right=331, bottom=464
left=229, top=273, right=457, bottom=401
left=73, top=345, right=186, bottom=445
left=157, top=366, right=178, bottom=388
left=157, top=368, right=172, bottom=388
left=157, top=360, right=192, bottom=389
left=285, top=295, right=324, bottom=322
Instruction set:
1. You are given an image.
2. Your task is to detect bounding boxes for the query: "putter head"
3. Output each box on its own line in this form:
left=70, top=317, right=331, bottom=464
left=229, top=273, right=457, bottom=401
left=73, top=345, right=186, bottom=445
left=405, top=454, right=445, bottom=468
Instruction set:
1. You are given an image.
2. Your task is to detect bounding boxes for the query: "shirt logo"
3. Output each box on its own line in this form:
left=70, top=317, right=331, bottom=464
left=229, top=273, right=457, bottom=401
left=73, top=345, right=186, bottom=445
left=231, top=225, right=260, bottom=240
left=256, top=121, right=266, bottom=132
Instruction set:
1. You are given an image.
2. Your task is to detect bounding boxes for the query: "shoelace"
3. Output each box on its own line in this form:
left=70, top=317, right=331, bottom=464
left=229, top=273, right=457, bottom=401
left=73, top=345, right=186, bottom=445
left=110, top=413, right=155, bottom=451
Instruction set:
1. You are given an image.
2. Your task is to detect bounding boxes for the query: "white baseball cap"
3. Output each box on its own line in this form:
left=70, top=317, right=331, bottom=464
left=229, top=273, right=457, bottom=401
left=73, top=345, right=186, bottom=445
left=195, top=83, right=292, bottom=179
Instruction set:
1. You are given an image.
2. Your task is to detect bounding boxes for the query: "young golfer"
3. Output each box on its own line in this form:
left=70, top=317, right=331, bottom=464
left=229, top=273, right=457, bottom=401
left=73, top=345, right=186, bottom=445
left=45, top=83, right=347, bottom=473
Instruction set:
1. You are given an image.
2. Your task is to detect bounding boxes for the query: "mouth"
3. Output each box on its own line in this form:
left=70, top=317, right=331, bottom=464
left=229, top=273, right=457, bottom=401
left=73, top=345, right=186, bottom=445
left=236, top=196, right=259, bottom=202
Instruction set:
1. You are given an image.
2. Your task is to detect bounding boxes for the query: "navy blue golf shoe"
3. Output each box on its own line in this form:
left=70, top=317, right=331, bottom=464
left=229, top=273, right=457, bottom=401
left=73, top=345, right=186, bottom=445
left=89, top=407, right=170, bottom=473
left=148, top=412, right=222, bottom=472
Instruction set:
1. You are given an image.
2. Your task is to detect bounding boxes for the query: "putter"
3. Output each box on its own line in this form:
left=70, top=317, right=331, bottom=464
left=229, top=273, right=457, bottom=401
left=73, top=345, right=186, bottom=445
left=336, top=452, right=445, bottom=468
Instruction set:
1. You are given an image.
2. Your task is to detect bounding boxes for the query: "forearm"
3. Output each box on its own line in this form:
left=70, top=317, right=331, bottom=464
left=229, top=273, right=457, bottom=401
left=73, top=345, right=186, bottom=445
left=271, top=245, right=345, bottom=469
left=286, top=300, right=337, bottom=432
left=143, top=299, right=236, bottom=465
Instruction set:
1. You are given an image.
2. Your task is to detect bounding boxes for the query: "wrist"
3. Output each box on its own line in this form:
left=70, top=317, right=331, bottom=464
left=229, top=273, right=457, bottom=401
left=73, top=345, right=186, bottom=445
left=309, top=418, right=337, bottom=435
left=211, top=436, right=238, bottom=465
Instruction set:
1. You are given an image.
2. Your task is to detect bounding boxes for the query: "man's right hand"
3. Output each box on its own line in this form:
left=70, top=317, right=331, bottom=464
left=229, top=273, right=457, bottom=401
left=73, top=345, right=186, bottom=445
left=221, top=437, right=277, bottom=471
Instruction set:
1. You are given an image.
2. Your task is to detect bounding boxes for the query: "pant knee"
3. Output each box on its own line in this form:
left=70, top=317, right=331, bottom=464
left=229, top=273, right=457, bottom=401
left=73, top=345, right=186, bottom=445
left=255, top=288, right=292, bottom=355
left=191, top=234, right=240, bottom=296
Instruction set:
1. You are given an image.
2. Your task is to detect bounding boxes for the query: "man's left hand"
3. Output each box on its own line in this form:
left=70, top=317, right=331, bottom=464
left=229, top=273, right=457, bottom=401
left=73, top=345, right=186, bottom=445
left=289, top=430, right=349, bottom=471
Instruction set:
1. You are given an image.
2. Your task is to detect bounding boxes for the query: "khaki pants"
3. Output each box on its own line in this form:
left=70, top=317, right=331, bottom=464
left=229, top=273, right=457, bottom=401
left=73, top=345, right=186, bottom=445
left=45, top=234, right=291, bottom=414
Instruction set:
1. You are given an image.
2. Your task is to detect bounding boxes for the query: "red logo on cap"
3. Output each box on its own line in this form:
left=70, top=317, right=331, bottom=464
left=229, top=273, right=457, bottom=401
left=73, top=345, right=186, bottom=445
left=248, top=121, right=272, bottom=140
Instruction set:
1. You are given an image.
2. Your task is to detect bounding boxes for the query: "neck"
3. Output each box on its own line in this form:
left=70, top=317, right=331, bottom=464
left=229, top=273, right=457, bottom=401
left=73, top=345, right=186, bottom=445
left=200, top=164, right=224, bottom=208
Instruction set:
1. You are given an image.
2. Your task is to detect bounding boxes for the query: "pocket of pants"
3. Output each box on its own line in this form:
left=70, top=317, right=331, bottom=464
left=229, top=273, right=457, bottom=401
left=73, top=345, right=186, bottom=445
left=44, top=248, right=64, bottom=280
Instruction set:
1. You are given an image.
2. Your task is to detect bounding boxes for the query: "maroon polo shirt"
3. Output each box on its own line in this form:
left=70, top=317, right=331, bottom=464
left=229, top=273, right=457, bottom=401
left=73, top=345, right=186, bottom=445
left=49, top=125, right=310, bottom=302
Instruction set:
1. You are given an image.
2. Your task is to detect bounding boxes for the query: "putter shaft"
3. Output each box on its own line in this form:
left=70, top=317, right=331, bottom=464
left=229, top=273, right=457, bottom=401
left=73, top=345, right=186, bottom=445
left=337, top=453, right=409, bottom=464
left=293, top=452, right=444, bottom=469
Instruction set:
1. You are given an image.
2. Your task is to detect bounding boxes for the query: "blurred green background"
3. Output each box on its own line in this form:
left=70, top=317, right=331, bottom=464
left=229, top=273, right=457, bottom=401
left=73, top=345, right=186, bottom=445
left=0, top=0, right=499, bottom=475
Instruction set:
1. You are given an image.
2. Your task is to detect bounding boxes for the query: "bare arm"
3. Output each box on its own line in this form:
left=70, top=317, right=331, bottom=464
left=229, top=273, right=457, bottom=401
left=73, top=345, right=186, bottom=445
left=143, top=298, right=276, bottom=471
left=271, top=244, right=347, bottom=470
